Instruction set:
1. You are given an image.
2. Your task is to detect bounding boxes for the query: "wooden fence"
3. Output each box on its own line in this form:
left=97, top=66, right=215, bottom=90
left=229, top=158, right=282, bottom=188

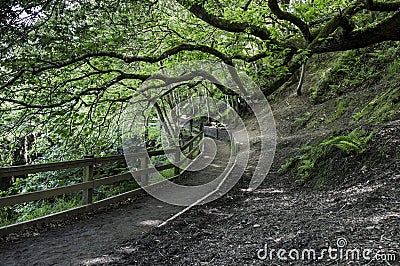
left=0, top=132, right=203, bottom=233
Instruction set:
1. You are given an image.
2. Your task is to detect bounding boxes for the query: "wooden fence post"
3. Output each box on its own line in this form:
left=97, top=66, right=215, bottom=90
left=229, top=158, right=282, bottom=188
left=174, top=148, right=180, bottom=175
left=188, top=140, right=194, bottom=160
left=140, top=156, right=150, bottom=186
left=82, top=155, right=94, bottom=205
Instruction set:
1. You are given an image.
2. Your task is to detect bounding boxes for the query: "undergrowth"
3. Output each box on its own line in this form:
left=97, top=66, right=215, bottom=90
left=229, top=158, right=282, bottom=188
left=281, top=128, right=374, bottom=188
left=309, top=42, right=400, bottom=106
left=353, top=81, right=400, bottom=124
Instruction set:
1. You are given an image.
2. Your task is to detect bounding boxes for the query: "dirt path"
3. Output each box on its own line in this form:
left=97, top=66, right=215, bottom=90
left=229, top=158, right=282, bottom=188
left=0, top=196, right=183, bottom=265
left=0, top=140, right=231, bottom=265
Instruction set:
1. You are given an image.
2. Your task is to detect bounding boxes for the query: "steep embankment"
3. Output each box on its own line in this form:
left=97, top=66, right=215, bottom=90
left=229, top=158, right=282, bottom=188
left=106, top=125, right=399, bottom=265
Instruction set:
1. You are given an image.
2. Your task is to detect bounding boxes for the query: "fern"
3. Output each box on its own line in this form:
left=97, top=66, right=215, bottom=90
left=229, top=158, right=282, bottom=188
left=284, top=129, right=375, bottom=187
left=333, top=141, right=362, bottom=154
left=321, top=129, right=374, bottom=154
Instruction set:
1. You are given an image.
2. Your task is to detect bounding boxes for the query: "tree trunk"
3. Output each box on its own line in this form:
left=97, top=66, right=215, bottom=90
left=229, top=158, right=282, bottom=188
left=296, top=62, right=307, bottom=96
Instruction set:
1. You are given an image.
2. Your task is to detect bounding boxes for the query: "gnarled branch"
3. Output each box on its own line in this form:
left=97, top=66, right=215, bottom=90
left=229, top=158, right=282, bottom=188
left=312, top=11, right=400, bottom=53
left=0, top=44, right=232, bottom=90
left=267, top=0, right=311, bottom=41
left=177, top=1, right=279, bottom=44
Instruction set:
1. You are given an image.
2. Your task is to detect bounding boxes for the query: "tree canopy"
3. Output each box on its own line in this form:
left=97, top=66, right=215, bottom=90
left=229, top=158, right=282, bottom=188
left=1, top=0, right=400, bottom=162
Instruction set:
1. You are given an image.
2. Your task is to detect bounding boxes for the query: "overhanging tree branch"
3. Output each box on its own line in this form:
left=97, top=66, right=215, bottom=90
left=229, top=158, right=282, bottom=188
left=308, top=3, right=362, bottom=50
left=312, top=10, right=400, bottom=53
left=0, top=44, right=232, bottom=90
left=267, top=0, right=311, bottom=41
left=177, top=1, right=279, bottom=44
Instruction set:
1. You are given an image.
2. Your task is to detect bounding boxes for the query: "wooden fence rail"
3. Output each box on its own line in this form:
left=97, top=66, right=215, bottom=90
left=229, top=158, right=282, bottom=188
left=0, top=132, right=203, bottom=209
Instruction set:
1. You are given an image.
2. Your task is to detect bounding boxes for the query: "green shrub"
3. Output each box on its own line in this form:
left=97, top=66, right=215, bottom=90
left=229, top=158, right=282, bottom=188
left=14, top=196, right=81, bottom=224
